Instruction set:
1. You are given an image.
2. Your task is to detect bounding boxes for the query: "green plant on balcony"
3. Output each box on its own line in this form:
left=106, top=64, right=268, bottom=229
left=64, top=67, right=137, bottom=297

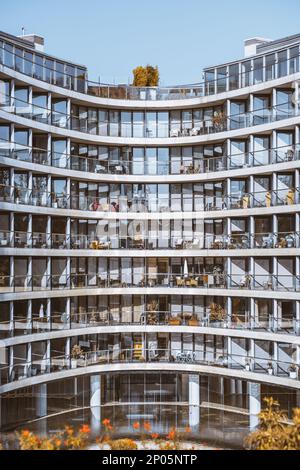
left=132, top=65, right=159, bottom=86
left=147, top=300, right=159, bottom=324
left=212, top=111, right=227, bottom=130
left=209, top=303, right=225, bottom=322
left=71, top=344, right=83, bottom=359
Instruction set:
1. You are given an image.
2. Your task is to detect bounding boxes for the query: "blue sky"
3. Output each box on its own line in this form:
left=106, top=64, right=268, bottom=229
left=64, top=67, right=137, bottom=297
left=1, top=0, right=300, bottom=85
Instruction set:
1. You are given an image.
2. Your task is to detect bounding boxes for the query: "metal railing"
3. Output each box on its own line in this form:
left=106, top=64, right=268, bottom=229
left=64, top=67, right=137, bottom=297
left=1, top=139, right=299, bottom=176
left=0, top=273, right=299, bottom=293
left=1, top=310, right=299, bottom=340
left=0, top=230, right=299, bottom=250
left=1, top=41, right=300, bottom=100
left=0, top=348, right=298, bottom=386
left=0, top=91, right=298, bottom=138
left=0, top=184, right=299, bottom=213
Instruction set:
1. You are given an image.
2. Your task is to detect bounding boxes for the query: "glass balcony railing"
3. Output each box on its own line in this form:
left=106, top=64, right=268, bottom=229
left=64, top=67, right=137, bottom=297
left=0, top=230, right=299, bottom=250
left=0, top=273, right=299, bottom=293
left=0, top=349, right=299, bottom=386
left=1, top=310, right=299, bottom=341
left=0, top=91, right=298, bottom=138
left=0, top=184, right=299, bottom=213
left=1, top=41, right=300, bottom=100
left=1, top=139, right=299, bottom=176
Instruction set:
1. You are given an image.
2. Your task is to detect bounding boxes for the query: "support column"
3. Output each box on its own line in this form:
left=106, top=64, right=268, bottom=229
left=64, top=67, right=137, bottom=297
left=248, top=382, right=261, bottom=430
left=189, top=374, right=200, bottom=428
left=90, top=375, right=101, bottom=431
left=35, top=383, right=47, bottom=417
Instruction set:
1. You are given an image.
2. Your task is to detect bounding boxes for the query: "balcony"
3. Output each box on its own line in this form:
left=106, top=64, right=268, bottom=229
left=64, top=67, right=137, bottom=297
left=0, top=272, right=299, bottom=294
left=1, top=308, right=299, bottom=340
left=0, top=230, right=298, bottom=250
left=0, top=348, right=299, bottom=388
left=1, top=39, right=299, bottom=100
left=0, top=184, right=299, bottom=214
left=1, top=140, right=299, bottom=177
left=0, top=88, right=299, bottom=139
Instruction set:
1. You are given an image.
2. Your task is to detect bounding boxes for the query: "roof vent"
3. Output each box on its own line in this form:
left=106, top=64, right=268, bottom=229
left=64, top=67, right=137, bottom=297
left=244, top=37, right=271, bottom=58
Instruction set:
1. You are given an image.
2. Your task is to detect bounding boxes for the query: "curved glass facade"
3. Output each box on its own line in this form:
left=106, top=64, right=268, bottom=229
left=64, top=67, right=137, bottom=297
left=0, top=30, right=300, bottom=444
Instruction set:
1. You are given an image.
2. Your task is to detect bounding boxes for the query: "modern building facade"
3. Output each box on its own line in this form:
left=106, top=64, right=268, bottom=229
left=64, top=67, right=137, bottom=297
left=0, top=30, right=300, bottom=444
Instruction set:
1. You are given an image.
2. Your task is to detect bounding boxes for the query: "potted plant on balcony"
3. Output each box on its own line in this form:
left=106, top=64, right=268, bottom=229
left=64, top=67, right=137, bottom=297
left=267, top=362, right=274, bottom=375
left=209, top=303, right=226, bottom=325
left=169, top=315, right=182, bottom=326
left=288, top=364, right=298, bottom=379
left=188, top=314, right=199, bottom=326
left=212, top=111, right=227, bottom=131
left=14, top=187, right=21, bottom=204
left=71, top=344, right=83, bottom=368
left=53, top=195, right=59, bottom=208
left=147, top=300, right=159, bottom=325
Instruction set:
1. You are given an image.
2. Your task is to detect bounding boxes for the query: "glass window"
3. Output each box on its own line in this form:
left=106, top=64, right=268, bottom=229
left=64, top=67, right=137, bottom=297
left=132, top=148, right=144, bottom=175
left=276, top=90, right=293, bottom=119
left=55, top=62, right=65, bottom=87
left=0, top=80, right=10, bottom=106
left=4, top=43, right=14, bottom=68
left=15, top=47, right=23, bottom=73
left=217, top=67, right=227, bottom=93
left=253, top=95, right=270, bottom=125
left=24, top=51, right=33, bottom=76
left=230, top=101, right=246, bottom=129
left=253, top=136, right=270, bottom=166
left=266, top=54, right=276, bottom=81
left=133, top=112, right=144, bottom=137
left=170, top=111, right=181, bottom=134
left=32, top=94, right=48, bottom=123
left=171, top=184, right=181, bottom=211
left=146, top=112, right=156, bottom=137
left=99, top=110, right=108, bottom=136
left=289, top=46, right=299, bottom=74
left=121, top=112, right=132, bottom=137
left=14, top=130, right=29, bottom=161
left=170, top=147, right=181, bottom=174
left=15, top=88, right=28, bottom=108
left=76, top=67, right=86, bottom=93
left=0, top=125, right=10, bottom=142
left=158, top=184, right=169, bottom=212
left=45, top=59, right=54, bottom=84
left=66, top=64, right=76, bottom=90
left=34, top=55, right=44, bottom=80
left=78, top=107, right=87, bottom=132
left=88, top=108, right=97, bottom=134
left=146, top=148, right=156, bottom=175
left=157, top=112, right=169, bottom=137
left=52, top=140, right=67, bottom=168
left=182, top=111, right=192, bottom=132
left=229, top=64, right=239, bottom=90
left=157, top=148, right=169, bottom=175
left=253, top=57, right=263, bottom=84
left=230, top=140, right=246, bottom=168
left=278, top=50, right=287, bottom=77
left=14, top=130, right=28, bottom=146
left=241, top=60, right=251, bottom=87
left=109, top=110, right=119, bottom=137
left=205, top=69, right=215, bottom=95
left=33, top=134, right=48, bottom=164
left=52, top=99, right=68, bottom=128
